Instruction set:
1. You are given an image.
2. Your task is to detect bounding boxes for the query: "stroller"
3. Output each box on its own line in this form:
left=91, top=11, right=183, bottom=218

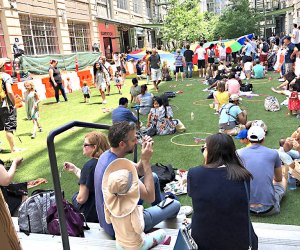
left=267, top=51, right=277, bottom=71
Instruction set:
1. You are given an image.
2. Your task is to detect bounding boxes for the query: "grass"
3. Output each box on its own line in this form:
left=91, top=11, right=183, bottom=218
left=1, top=71, right=299, bottom=226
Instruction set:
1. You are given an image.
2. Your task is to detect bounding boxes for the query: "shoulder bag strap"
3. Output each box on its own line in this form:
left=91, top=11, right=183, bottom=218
left=244, top=181, right=252, bottom=250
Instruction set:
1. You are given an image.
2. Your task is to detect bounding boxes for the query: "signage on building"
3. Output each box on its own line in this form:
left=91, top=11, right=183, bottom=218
left=101, top=32, right=113, bottom=36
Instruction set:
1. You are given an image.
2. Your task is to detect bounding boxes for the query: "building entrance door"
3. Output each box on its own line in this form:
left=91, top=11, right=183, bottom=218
left=103, top=37, right=112, bottom=60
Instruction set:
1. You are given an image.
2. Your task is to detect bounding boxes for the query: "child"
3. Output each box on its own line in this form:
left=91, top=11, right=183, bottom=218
left=147, top=97, right=160, bottom=128
left=288, top=84, right=300, bottom=116
left=213, top=80, right=229, bottom=112
left=130, top=78, right=141, bottom=103
left=103, top=158, right=168, bottom=250
left=64, top=77, right=73, bottom=93
left=114, top=72, right=123, bottom=94
left=136, top=60, right=143, bottom=80
left=81, top=81, right=91, bottom=103
left=243, top=57, right=253, bottom=80
left=162, top=61, right=172, bottom=81
left=156, top=95, right=176, bottom=135
left=18, top=81, right=42, bottom=139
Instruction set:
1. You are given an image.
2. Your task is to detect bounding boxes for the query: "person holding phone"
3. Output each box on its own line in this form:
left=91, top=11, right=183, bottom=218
left=64, top=132, right=110, bottom=222
left=188, top=133, right=258, bottom=249
left=95, top=121, right=180, bottom=238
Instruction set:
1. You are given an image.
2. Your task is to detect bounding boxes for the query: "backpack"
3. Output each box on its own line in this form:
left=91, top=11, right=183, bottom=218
left=0, top=73, right=6, bottom=102
left=240, top=83, right=253, bottom=92
left=264, top=96, right=280, bottom=112
left=251, top=120, right=268, bottom=133
left=18, top=190, right=57, bottom=234
left=47, top=199, right=89, bottom=237
left=209, top=49, right=215, bottom=58
left=262, top=42, right=269, bottom=53
left=151, top=163, right=177, bottom=190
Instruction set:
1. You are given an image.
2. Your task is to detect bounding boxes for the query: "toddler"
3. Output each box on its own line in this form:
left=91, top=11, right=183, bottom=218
left=64, top=77, right=73, bottom=93
left=147, top=97, right=160, bottom=128
left=114, top=72, right=123, bottom=94
left=82, top=81, right=91, bottom=103
left=288, top=84, right=300, bottom=116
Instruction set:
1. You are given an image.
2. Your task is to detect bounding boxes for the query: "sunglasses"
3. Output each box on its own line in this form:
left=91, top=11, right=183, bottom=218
left=201, top=145, right=206, bottom=154
left=83, top=143, right=95, bottom=147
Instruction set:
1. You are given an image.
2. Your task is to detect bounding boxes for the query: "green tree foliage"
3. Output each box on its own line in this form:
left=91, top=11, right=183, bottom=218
left=162, top=0, right=203, bottom=43
left=213, top=0, right=263, bottom=39
left=201, top=12, right=219, bottom=41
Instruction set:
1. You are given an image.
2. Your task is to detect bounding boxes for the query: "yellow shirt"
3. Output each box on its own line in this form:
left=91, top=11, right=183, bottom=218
left=215, top=91, right=229, bottom=110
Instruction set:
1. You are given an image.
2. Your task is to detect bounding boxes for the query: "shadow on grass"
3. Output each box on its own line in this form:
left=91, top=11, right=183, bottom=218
left=42, top=102, right=59, bottom=106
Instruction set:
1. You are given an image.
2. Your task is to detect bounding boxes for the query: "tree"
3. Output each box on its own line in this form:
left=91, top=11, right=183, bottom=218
left=213, top=0, right=263, bottom=39
left=162, top=0, right=203, bottom=45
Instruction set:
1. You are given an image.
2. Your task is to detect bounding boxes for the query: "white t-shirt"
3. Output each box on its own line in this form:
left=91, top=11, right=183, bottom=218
left=219, top=46, right=226, bottom=58
left=195, top=47, right=206, bottom=60
left=113, top=54, right=121, bottom=67
left=292, top=28, right=300, bottom=44
left=244, top=62, right=253, bottom=71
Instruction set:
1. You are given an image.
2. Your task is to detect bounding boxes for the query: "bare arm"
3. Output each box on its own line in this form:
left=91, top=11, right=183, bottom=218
left=76, top=184, right=89, bottom=204
left=0, top=158, right=23, bottom=186
left=237, top=110, right=247, bottom=125
left=64, top=162, right=81, bottom=178
left=274, top=167, right=283, bottom=182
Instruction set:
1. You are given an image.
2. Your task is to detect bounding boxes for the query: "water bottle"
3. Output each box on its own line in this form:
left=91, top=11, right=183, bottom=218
left=288, top=174, right=297, bottom=191
left=191, top=112, right=194, bottom=121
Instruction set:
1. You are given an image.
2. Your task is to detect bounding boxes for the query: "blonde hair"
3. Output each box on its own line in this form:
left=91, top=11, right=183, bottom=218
left=162, top=61, right=168, bottom=67
left=217, top=80, right=226, bottom=92
left=85, top=132, right=110, bottom=158
left=24, top=81, right=35, bottom=91
left=83, top=80, right=88, bottom=86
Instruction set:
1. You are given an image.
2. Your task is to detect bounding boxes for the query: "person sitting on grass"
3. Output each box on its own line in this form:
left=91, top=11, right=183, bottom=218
left=103, top=158, right=170, bottom=250
left=235, top=129, right=251, bottom=147
left=147, top=97, right=160, bottom=129
left=225, top=72, right=240, bottom=95
left=112, top=97, right=138, bottom=125
left=252, top=60, right=265, bottom=79
left=156, top=95, right=176, bottom=136
left=219, top=94, right=247, bottom=136
left=243, top=57, right=253, bottom=81
left=213, top=80, right=229, bottom=112
left=130, top=78, right=141, bottom=104
left=64, top=132, right=110, bottom=222
left=136, top=84, right=153, bottom=116
left=162, top=61, right=172, bottom=81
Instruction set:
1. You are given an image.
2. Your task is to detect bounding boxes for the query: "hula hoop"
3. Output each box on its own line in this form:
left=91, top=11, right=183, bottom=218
left=193, top=99, right=212, bottom=106
left=170, top=132, right=213, bottom=147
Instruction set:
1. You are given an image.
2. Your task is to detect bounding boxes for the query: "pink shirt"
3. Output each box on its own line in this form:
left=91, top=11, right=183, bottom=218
left=226, top=79, right=240, bottom=95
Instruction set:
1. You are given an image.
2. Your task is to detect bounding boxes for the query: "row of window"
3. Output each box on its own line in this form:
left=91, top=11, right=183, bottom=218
left=117, top=0, right=152, bottom=16
left=19, top=15, right=91, bottom=55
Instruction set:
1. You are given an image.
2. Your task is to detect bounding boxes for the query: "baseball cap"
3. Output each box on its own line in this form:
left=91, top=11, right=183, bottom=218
left=235, top=129, right=248, bottom=139
left=247, top=126, right=265, bottom=142
left=229, top=94, right=242, bottom=102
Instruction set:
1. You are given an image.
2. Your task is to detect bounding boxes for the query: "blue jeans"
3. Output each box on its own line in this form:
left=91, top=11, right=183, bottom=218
left=185, top=62, right=193, bottom=78
left=287, top=149, right=300, bottom=160
left=139, top=173, right=181, bottom=232
left=281, top=63, right=285, bottom=76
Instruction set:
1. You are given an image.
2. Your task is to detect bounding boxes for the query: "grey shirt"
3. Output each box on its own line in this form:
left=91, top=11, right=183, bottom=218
left=148, top=54, right=161, bottom=69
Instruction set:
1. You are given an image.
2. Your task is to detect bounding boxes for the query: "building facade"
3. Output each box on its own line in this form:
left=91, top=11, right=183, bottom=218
left=200, top=0, right=230, bottom=14
left=0, top=0, right=162, bottom=61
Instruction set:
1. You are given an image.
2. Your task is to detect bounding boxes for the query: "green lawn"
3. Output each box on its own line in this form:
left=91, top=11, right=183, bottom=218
left=1, top=71, right=299, bottom=226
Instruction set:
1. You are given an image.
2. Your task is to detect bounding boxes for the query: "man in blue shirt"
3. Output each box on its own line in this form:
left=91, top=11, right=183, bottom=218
left=238, top=126, right=287, bottom=216
left=94, top=122, right=180, bottom=238
left=112, top=97, right=138, bottom=124
left=252, top=60, right=265, bottom=79
left=242, top=40, right=253, bottom=64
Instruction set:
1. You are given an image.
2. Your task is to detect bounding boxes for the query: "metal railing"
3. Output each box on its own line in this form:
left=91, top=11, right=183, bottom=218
left=47, top=121, right=110, bottom=250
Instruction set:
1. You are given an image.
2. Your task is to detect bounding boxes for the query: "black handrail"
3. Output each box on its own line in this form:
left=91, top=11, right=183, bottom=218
left=47, top=121, right=110, bottom=250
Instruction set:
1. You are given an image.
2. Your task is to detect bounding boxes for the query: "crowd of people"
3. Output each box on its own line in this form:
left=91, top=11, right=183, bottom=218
left=1, top=25, right=300, bottom=249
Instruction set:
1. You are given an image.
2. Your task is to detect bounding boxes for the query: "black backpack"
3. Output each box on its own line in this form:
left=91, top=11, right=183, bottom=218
left=151, top=163, right=176, bottom=190
left=262, top=42, right=269, bottom=53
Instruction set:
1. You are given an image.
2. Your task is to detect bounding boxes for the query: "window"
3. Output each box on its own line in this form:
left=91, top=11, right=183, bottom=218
left=0, top=22, right=7, bottom=58
left=68, top=21, right=91, bottom=53
left=19, top=15, right=59, bottom=55
left=146, top=0, right=152, bottom=18
left=133, top=0, right=141, bottom=13
left=117, top=0, right=127, bottom=10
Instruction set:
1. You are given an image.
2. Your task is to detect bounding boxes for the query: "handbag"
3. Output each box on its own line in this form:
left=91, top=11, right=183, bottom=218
left=174, top=223, right=198, bottom=250
left=1, top=182, right=28, bottom=215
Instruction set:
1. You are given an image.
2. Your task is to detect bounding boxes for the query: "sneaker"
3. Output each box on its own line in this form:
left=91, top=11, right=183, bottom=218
left=39, top=127, right=43, bottom=132
left=278, top=78, right=285, bottom=82
left=178, top=206, right=193, bottom=216
left=203, top=88, right=209, bottom=92
left=102, top=100, right=107, bottom=104
left=31, top=133, right=36, bottom=139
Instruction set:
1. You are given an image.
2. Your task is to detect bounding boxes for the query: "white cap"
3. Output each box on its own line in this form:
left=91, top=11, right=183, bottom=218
left=229, top=94, right=242, bottom=102
left=247, top=126, right=265, bottom=142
